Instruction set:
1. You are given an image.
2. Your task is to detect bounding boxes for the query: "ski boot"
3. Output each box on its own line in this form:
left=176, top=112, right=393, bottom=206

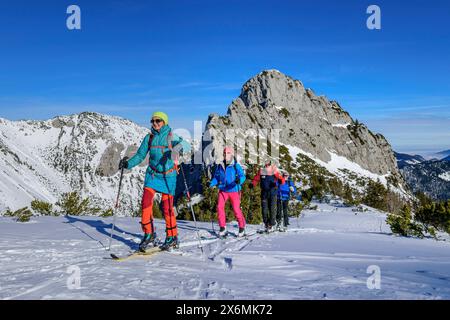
left=277, top=222, right=284, bottom=232
left=267, top=225, right=276, bottom=233
left=160, top=236, right=179, bottom=251
left=139, top=233, right=158, bottom=252
left=237, top=227, right=246, bottom=238
left=218, top=227, right=228, bottom=239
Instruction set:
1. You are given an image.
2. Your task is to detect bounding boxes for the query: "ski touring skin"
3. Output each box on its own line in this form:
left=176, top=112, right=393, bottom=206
left=111, top=246, right=162, bottom=262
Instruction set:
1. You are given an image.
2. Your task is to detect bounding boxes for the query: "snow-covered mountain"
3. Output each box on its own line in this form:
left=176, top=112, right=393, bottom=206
left=392, top=151, right=449, bottom=200
left=432, top=149, right=450, bottom=161
left=1, top=201, right=449, bottom=299
left=0, top=112, right=151, bottom=214
left=394, top=152, right=426, bottom=169
left=204, top=70, right=409, bottom=197
left=400, top=159, right=450, bottom=201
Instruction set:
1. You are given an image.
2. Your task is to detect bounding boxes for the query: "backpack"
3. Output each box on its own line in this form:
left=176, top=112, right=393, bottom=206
left=213, top=157, right=240, bottom=190
left=147, top=130, right=179, bottom=175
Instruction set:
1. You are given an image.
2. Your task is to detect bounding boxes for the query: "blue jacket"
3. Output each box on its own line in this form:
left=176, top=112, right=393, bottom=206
left=209, top=160, right=246, bottom=193
left=126, top=125, right=190, bottom=195
left=277, top=179, right=297, bottom=200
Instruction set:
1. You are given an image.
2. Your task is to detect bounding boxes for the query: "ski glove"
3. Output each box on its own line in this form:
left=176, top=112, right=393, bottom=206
left=118, top=157, right=129, bottom=170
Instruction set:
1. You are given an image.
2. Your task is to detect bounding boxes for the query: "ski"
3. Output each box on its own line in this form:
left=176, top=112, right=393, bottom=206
left=215, top=230, right=257, bottom=240
left=111, top=235, right=219, bottom=261
left=111, top=246, right=162, bottom=262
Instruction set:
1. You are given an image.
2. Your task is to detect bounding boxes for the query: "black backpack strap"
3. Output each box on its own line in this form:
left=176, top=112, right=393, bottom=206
left=233, top=157, right=241, bottom=191
left=213, top=163, right=220, bottom=184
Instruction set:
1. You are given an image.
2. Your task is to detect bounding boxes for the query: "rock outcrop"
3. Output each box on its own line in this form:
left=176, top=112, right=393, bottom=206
left=204, top=70, right=407, bottom=194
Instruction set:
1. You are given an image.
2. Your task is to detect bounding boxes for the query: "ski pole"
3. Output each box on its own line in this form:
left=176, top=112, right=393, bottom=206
left=210, top=211, right=215, bottom=234
left=180, top=164, right=204, bottom=255
left=108, top=157, right=127, bottom=251
left=297, top=198, right=303, bottom=228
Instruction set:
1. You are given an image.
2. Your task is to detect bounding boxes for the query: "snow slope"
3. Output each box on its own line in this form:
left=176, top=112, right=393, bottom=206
left=1, top=202, right=450, bottom=300
left=439, top=172, right=450, bottom=182
left=0, top=113, right=149, bottom=213
left=286, top=144, right=409, bottom=197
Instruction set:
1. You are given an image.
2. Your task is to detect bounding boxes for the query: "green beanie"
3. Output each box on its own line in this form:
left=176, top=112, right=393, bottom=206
left=152, top=111, right=169, bottom=125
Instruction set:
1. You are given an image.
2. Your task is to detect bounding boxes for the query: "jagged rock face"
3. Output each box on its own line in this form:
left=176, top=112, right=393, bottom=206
left=205, top=70, right=406, bottom=190
left=0, top=112, right=150, bottom=213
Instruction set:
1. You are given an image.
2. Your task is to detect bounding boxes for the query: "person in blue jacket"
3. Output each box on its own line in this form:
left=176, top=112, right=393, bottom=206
left=276, top=171, right=297, bottom=231
left=209, top=146, right=247, bottom=238
left=118, top=111, right=190, bottom=251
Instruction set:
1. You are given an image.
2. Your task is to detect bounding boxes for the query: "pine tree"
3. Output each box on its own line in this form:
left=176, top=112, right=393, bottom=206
left=386, top=205, right=424, bottom=238
left=239, top=164, right=262, bottom=225
left=363, top=179, right=388, bottom=211
left=343, top=183, right=357, bottom=206
left=31, top=199, right=56, bottom=216
left=177, top=167, right=217, bottom=223
left=56, top=192, right=101, bottom=216
left=197, top=170, right=218, bottom=222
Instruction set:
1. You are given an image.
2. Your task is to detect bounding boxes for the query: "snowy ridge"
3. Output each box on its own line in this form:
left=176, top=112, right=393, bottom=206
left=0, top=112, right=150, bottom=213
left=286, top=145, right=409, bottom=197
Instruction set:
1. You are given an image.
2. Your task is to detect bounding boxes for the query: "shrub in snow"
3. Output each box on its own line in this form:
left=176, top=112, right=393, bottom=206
left=386, top=205, right=424, bottom=238
left=289, top=200, right=304, bottom=220
left=56, top=192, right=101, bottom=216
left=100, top=208, right=114, bottom=217
left=4, top=207, right=33, bottom=222
left=352, top=205, right=368, bottom=213
left=31, top=200, right=57, bottom=216
left=415, top=199, right=450, bottom=235
left=132, top=201, right=162, bottom=218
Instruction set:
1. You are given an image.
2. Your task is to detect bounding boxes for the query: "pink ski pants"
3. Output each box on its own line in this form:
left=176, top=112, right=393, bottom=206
left=217, top=191, right=246, bottom=229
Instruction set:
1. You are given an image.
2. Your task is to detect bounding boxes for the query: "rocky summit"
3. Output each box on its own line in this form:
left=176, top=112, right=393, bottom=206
left=204, top=70, right=408, bottom=196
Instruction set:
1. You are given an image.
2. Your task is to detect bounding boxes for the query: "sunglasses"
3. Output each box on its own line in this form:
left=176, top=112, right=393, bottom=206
left=151, top=119, right=163, bottom=124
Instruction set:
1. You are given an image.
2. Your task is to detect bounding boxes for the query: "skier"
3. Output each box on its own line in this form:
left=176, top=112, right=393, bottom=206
left=209, top=146, right=247, bottom=238
left=118, top=111, right=190, bottom=252
left=276, top=171, right=297, bottom=231
left=250, top=160, right=285, bottom=233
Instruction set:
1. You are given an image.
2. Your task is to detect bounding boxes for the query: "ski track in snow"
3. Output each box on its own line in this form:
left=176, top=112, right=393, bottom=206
left=1, top=202, right=450, bottom=300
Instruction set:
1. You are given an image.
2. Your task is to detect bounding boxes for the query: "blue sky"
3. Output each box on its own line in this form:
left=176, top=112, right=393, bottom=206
left=0, top=0, right=449, bottom=155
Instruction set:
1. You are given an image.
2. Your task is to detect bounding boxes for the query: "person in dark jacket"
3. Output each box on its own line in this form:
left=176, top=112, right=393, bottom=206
left=276, top=171, right=297, bottom=231
left=250, top=160, right=285, bottom=232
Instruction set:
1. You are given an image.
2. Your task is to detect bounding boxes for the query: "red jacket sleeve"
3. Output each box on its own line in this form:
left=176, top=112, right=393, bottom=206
left=274, top=169, right=285, bottom=185
left=252, top=169, right=261, bottom=187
